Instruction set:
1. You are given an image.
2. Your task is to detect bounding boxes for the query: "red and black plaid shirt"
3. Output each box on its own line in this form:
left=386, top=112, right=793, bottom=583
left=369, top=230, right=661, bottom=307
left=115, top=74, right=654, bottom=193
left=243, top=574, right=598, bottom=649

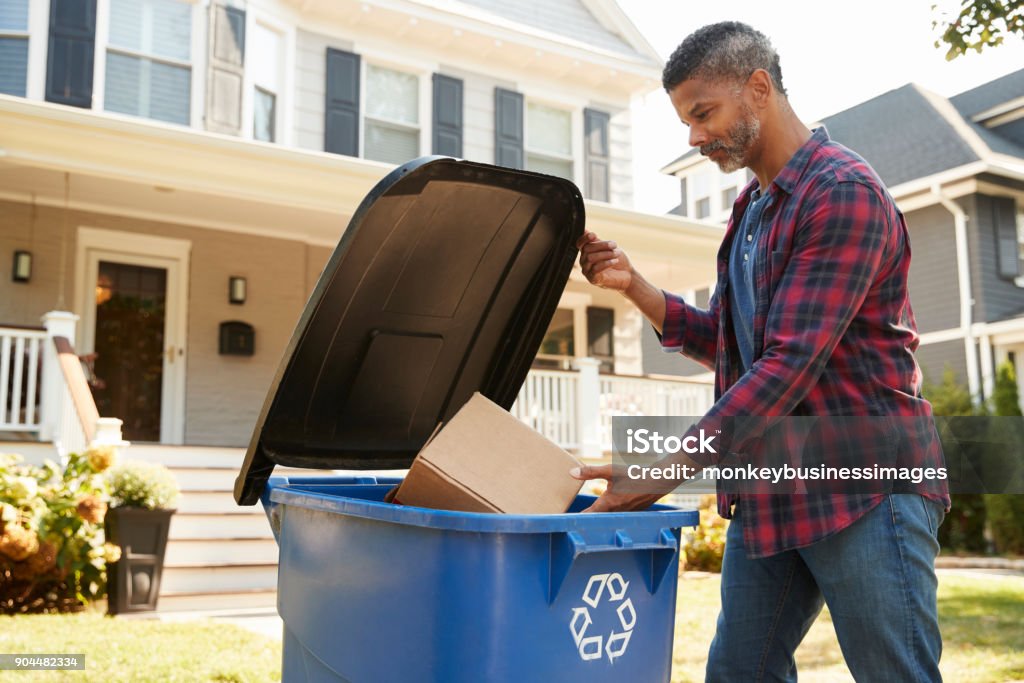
left=660, top=127, right=950, bottom=558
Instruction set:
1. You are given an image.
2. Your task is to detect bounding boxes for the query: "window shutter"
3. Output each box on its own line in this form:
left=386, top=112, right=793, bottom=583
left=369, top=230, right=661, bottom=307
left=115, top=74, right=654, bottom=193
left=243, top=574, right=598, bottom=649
left=587, top=306, right=615, bottom=374
left=205, top=3, right=245, bottom=135
left=994, top=196, right=1021, bottom=279
left=45, top=0, right=96, bottom=108
left=325, top=48, right=360, bottom=157
left=494, top=87, right=523, bottom=169
left=584, top=108, right=610, bottom=201
left=432, top=73, right=463, bottom=157
left=679, top=177, right=688, bottom=216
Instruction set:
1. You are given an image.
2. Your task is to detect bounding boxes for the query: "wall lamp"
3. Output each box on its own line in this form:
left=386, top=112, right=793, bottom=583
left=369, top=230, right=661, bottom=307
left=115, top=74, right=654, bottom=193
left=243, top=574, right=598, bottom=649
left=229, top=276, right=247, bottom=305
left=12, top=251, right=31, bottom=283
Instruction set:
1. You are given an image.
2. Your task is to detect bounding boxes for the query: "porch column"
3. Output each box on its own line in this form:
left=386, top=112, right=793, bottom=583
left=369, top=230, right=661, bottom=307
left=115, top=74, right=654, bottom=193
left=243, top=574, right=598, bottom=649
left=573, top=357, right=602, bottom=459
left=38, top=311, right=78, bottom=442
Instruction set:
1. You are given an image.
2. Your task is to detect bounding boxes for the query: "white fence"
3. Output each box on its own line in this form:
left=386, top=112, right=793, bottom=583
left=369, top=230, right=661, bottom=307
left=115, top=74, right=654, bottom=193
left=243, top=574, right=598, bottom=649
left=0, top=326, right=46, bottom=434
left=511, top=362, right=715, bottom=455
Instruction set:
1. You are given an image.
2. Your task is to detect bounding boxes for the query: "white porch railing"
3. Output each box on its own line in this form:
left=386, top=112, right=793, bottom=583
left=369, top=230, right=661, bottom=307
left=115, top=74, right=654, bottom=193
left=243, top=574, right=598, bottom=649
left=3, top=311, right=128, bottom=460
left=0, top=325, right=46, bottom=434
left=511, top=359, right=715, bottom=457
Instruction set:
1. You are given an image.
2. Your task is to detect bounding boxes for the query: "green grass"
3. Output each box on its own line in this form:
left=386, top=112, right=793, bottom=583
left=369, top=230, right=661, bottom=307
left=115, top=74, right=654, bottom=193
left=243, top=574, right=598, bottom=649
left=672, top=572, right=1024, bottom=683
left=0, top=572, right=1020, bottom=682
left=0, top=609, right=280, bottom=683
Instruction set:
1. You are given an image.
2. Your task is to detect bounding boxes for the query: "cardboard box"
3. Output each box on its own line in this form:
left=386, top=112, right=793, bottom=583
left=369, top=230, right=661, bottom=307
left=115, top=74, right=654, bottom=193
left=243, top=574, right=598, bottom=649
left=392, top=392, right=584, bottom=514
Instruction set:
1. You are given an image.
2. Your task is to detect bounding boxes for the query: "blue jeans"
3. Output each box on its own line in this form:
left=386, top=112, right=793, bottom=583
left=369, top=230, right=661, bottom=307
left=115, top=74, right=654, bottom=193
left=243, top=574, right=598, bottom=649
left=705, top=494, right=945, bottom=682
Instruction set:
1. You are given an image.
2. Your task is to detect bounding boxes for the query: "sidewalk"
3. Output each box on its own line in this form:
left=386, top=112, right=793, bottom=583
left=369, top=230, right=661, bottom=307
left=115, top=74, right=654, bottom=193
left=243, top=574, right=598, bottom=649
left=117, top=606, right=283, bottom=640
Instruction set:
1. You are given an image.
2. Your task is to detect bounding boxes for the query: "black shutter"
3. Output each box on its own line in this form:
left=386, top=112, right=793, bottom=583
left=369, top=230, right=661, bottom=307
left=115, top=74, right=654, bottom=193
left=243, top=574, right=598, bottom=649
left=994, top=196, right=1021, bottom=279
left=679, top=177, right=688, bottom=216
left=45, top=0, right=96, bottom=108
left=494, top=88, right=523, bottom=169
left=584, top=108, right=610, bottom=201
left=587, top=307, right=615, bottom=373
left=205, top=3, right=245, bottom=135
left=325, top=48, right=360, bottom=157
left=432, top=73, right=463, bottom=157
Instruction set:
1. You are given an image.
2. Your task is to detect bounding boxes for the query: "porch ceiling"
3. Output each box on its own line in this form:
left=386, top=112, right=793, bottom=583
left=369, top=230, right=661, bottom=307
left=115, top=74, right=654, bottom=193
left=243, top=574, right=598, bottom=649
left=0, top=96, right=722, bottom=289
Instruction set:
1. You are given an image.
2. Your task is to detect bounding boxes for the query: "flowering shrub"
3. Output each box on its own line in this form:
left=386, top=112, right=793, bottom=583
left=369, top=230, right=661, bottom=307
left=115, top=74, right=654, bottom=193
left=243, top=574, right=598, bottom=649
left=107, top=461, right=180, bottom=510
left=681, top=495, right=729, bottom=573
left=0, top=447, right=120, bottom=613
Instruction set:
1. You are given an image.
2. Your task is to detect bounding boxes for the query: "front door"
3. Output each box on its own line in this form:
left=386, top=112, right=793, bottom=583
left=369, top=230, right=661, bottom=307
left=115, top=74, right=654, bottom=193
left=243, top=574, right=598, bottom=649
left=92, top=261, right=167, bottom=441
left=76, top=228, right=190, bottom=444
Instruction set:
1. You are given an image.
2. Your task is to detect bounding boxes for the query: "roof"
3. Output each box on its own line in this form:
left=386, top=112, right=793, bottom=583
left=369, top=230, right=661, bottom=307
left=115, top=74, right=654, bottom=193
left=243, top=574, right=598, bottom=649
left=660, top=68, right=1024, bottom=187
left=452, top=0, right=659, bottom=64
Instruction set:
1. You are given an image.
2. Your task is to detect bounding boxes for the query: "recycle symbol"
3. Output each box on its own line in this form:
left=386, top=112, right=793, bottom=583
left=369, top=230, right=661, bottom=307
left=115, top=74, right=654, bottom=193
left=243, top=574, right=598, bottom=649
left=569, top=572, right=637, bottom=662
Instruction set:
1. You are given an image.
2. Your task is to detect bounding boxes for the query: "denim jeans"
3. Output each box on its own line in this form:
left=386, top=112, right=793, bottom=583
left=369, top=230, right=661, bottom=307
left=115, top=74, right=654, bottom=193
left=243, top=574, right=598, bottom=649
left=705, top=494, right=945, bottom=682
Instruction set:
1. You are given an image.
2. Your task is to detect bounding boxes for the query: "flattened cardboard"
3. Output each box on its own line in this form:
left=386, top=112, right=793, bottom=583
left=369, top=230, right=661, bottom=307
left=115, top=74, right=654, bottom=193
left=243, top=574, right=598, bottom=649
left=394, top=393, right=583, bottom=514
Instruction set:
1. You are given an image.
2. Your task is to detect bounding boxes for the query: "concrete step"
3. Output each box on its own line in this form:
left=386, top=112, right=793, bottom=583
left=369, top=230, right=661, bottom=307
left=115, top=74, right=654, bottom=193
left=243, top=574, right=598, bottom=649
left=156, top=590, right=278, bottom=613
left=0, top=440, right=57, bottom=465
left=165, top=538, right=278, bottom=567
left=161, top=564, right=278, bottom=594
left=170, top=512, right=274, bottom=540
left=175, top=490, right=248, bottom=514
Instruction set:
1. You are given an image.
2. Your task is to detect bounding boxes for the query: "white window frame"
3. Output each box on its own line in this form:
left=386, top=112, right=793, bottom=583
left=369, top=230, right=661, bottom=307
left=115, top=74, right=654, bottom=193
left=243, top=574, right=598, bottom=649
left=523, top=98, right=576, bottom=183
left=1015, top=203, right=1024, bottom=288
left=242, top=8, right=293, bottom=145
left=92, top=0, right=203, bottom=126
left=357, top=51, right=429, bottom=163
left=682, top=162, right=748, bottom=222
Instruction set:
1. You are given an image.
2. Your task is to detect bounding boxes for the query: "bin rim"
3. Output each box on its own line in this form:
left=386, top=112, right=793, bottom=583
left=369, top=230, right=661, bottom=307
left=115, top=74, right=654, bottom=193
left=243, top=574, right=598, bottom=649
left=265, top=477, right=699, bottom=534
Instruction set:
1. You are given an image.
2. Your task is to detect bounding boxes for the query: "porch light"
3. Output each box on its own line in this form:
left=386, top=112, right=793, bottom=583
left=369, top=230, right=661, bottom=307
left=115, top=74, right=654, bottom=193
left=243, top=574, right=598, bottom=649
left=12, top=251, right=31, bottom=283
left=229, top=276, right=247, bottom=305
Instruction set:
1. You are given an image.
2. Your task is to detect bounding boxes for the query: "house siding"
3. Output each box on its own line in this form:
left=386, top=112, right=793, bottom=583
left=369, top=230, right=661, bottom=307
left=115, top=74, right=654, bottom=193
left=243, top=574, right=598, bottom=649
left=0, top=198, right=329, bottom=447
left=640, top=323, right=711, bottom=377
left=970, top=193, right=1024, bottom=323
left=904, top=203, right=961, bottom=333
left=916, top=338, right=968, bottom=388
left=294, top=29, right=355, bottom=153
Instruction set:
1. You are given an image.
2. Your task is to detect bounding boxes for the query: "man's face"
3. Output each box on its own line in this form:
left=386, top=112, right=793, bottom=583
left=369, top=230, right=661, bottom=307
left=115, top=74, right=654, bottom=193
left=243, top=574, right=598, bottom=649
left=668, top=77, right=761, bottom=173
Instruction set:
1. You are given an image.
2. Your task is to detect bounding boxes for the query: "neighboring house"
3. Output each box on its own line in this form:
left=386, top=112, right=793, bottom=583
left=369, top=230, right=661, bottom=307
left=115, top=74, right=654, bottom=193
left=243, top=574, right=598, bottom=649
left=659, top=69, right=1024, bottom=410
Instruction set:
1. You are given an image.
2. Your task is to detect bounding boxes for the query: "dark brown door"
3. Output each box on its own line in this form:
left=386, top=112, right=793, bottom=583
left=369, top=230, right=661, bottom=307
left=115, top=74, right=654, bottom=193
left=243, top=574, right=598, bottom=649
left=91, top=261, right=167, bottom=441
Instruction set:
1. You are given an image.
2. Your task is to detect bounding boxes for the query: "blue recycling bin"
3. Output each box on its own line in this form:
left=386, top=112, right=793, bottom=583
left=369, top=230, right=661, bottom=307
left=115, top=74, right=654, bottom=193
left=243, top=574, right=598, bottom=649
left=261, top=476, right=697, bottom=682
left=234, top=157, right=699, bottom=682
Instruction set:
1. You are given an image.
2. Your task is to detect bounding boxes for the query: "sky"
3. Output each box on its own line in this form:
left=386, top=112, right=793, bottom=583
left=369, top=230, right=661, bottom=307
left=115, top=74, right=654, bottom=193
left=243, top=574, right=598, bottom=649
left=616, top=0, right=1024, bottom=214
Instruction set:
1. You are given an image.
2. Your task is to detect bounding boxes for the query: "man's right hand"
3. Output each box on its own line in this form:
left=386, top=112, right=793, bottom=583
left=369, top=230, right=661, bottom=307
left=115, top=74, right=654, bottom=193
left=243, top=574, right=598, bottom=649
left=576, top=231, right=634, bottom=292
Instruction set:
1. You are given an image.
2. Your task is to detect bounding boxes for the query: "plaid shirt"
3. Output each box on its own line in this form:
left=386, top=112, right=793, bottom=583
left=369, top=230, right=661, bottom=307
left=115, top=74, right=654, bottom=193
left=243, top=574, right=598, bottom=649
left=660, top=127, right=950, bottom=558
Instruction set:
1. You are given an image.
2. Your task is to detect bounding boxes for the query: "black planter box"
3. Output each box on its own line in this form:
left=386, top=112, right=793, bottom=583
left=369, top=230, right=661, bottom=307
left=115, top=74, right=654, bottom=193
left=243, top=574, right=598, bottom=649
left=104, top=507, right=174, bottom=614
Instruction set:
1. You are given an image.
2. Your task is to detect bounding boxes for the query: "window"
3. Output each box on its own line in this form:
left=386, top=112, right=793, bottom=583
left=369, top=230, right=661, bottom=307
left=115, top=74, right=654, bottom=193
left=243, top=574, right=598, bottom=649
left=364, top=63, right=419, bottom=164
left=526, top=102, right=573, bottom=181
left=0, top=0, right=29, bottom=96
left=535, top=308, right=575, bottom=370
left=587, top=307, right=615, bottom=374
left=692, top=169, right=712, bottom=219
left=251, top=22, right=281, bottom=142
left=721, top=186, right=738, bottom=209
left=105, top=0, right=191, bottom=125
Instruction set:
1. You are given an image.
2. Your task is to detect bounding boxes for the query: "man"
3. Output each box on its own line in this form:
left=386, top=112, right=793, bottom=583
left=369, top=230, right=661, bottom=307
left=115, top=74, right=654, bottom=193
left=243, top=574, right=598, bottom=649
left=571, top=22, right=950, bottom=682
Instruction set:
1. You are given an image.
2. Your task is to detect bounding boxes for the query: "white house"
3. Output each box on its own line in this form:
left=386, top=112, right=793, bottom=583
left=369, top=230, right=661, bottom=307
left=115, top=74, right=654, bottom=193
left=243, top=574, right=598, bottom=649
left=0, top=0, right=722, bottom=608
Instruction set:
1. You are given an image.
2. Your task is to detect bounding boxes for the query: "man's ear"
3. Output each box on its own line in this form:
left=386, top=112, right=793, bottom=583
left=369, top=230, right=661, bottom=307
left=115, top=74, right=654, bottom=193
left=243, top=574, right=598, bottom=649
left=745, top=69, right=773, bottom=109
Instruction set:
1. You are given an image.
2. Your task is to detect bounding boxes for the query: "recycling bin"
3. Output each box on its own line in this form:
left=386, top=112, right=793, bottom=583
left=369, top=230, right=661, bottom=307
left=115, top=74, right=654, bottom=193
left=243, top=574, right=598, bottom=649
left=235, top=157, right=699, bottom=682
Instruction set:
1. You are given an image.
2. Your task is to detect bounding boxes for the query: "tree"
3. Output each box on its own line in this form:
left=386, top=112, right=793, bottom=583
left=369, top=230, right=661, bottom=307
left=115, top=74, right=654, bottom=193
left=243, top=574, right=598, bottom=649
left=984, top=361, right=1024, bottom=555
left=933, top=0, right=1024, bottom=60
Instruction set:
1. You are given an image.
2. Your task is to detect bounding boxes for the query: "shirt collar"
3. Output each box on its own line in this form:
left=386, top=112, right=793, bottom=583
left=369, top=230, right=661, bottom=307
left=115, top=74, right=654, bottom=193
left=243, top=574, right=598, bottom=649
left=771, top=126, right=830, bottom=195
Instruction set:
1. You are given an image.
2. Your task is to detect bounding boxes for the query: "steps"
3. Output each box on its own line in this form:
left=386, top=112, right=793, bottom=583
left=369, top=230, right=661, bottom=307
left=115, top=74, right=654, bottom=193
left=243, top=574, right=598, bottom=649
left=125, top=444, right=406, bottom=613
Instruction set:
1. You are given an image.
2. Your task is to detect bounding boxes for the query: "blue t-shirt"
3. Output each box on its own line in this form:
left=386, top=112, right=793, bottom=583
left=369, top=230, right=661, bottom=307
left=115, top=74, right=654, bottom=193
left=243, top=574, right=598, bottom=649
left=728, top=188, right=771, bottom=372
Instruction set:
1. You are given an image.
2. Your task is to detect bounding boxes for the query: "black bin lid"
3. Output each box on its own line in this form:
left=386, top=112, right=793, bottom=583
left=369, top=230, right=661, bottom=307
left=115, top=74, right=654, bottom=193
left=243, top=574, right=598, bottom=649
left=235, top=157, right=585, bottom=504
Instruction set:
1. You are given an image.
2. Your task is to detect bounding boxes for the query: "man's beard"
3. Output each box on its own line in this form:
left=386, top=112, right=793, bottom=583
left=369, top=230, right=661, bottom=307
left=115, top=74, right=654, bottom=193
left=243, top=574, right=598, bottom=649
left=699, top=105, right=760, bottom=173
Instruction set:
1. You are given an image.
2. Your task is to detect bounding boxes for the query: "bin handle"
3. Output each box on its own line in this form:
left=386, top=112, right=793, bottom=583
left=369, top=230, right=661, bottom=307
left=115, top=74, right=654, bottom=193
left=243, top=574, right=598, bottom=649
left=548, top=528, right=678, bottom=604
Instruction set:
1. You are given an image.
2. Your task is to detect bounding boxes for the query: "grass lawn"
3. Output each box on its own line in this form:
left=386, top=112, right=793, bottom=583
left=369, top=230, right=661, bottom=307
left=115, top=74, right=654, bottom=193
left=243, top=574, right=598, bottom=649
left=0, top=572, right=1020, bottom=682
left=672, top=571, right=1024, bottom=682
left=0, top=608, right=280, bottom=683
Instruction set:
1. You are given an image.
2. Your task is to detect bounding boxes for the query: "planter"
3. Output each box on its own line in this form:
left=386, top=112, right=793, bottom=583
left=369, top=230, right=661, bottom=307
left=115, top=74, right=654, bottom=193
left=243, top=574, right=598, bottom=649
left=104, top=507, right=174, bottom=614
